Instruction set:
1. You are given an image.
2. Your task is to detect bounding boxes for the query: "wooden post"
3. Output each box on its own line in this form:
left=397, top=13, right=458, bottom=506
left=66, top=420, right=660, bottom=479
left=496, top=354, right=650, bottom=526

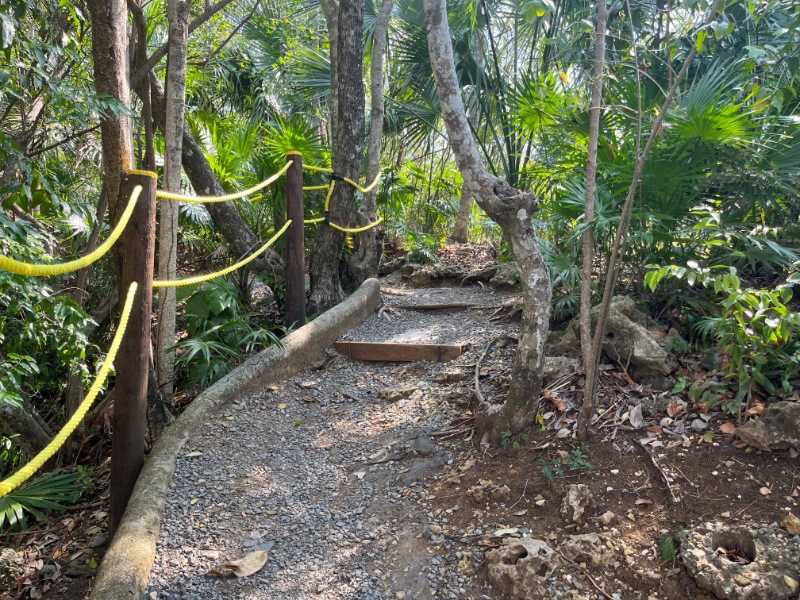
left=109, top=171, right=157, bottom=540
left=285, top=152, right=306, bottom=329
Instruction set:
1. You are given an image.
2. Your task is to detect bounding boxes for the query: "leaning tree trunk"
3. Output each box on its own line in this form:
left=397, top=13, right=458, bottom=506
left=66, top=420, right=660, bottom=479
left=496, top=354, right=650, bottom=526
left=424, top=0, right=551, bottom=441
left=147, top=74, right=285, bottom=276
left=0, top=396, right=54, bottom=462
left=307, top=0, right=366, bottom=315
left=157, top=0, right=190, bottom=399
left=341, top=0, right=394, bottom=291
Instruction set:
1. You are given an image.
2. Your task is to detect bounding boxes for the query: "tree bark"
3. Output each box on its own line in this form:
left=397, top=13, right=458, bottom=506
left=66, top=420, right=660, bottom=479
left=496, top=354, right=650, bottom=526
left=147, top=74, right=285, bottom=276
left=157, top=0, right=190, bottom=400
left=424, top=0, right=551, bottom=441
left=341, top=0, right=394, bottom=291
left=319, top=0, right=340, bottom=148
left=308, top=0, right=366, bottom=314
left=0, top=396, right=54, bottom=463
left=86, top=0, right=133, bottom=276
left=576, top=0, right=607, bottom=442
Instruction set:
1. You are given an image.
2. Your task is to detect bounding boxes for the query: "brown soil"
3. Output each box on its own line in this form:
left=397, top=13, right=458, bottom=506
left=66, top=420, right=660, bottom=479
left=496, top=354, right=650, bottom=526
left=422, top=426, right=800, bottom=600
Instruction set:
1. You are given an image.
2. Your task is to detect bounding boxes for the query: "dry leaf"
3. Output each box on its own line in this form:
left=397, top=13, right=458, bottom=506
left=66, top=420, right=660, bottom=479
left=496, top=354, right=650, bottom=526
left=746, top=404, right=764, bottom=416
left=493, top=528, right=519, bottom=536
left=629, top=404, right=644, bottom=428
left=221, top=550, right=270, bottom=577
left=190, top=498, right=198, bottom=505
left=792, top=488, right=799, bottom=498
left=647, top=427, right=663, bottom=434
left=513, top=510, right=528, bottom=516
left=185, top=451, right=204, bottom=458
left=734, top=442, right=748, bottom=449
left=720, top=422, right=737, bottom=435
left=556, top=428, right=572, bottom=438
left=760, top=487, right=772, bottom=495
left=278, top=404, right=287, bottom=409
left=264, top=510, right=279, bottom=515
left=635, top=499, right=653, bottom=505
left=785, top=576, right=798, bottom=590
left=302, top=396, right=315, bottom=403
left=667, top=402, right=683, bottom=417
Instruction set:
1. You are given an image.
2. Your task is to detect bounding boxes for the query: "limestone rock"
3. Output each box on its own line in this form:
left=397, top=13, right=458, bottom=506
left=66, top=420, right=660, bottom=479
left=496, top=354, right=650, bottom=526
left=736, top=402, right=800, bottom=451
left=433, top=370, right=467, bottom=384
left=560, top=484, right=595, bottom=524
left=0, top=548, right=22, bottom=588
left=377, top=386, right=417, bottom=403
left=597, top=511, right=616, bottom=525
left=543, top=357, right=579, bottom=387
left=400, top=263, right=420, bottom=277
left=467, top=481, right=511, bottom=504
left=457, top=551, right=476, bottom=575
left=486, top=538, right=560, bottom=600
left=461, top=264, right=500, bottom=286
left=782, top=513, right=800, bottom=535
left=379, top=256, right=407, bottom=275
left=489, top=262, right=519, bottom=289
left=562, top=532, right=614, bottom=567
left=403, top=263, right=467, bottom=287
left=680, top=522, right=800, bottom=600
left=409, top=267, right=432, bottom=287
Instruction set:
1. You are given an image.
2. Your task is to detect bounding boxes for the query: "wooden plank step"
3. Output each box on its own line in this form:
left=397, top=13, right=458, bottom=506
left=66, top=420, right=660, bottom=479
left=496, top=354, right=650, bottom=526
left=334, top=341, right=463, bottom=363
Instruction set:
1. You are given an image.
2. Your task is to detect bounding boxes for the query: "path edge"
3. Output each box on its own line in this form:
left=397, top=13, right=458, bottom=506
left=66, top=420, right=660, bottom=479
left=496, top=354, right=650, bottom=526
left=90, top=278, right=381, bottom=600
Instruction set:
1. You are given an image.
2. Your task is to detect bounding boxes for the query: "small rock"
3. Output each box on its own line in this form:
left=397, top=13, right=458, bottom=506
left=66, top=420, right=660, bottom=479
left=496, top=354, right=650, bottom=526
left=433, top=370, right=467, bottom=384
left=782, top=513, right=800, bottom=535
left=486, top=538, right=560, bottom=600
left=691, top=419, right=709, bottom=431
left=88, top=534, right=107, bottom=548
left=598, top=511, right=616, bottom=526
left=560, top=484, right=595, bottom=524
left=562, top=533, right=614, bottom=567
left=737, top=402, right=800, bottom=451
left=457, top=551, right=476, bottom=575
left=377, top=386, right=417, bottom=403
left=0, top=548, right=22, bottom=587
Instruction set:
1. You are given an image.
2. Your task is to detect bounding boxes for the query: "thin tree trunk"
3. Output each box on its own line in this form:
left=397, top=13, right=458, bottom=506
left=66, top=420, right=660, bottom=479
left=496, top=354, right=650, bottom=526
left=319, top=0, right=340, bottom=148
left=424, top=0, right=551, bottom=441
left=576, top=0, right=723, bottom=441
left=576, top=0, right=607, bottom=442
left=157, top=0, right=189, bottom=399
left=308, top=0, right=366, bottom=314
left=342, top=0, right=394, bottom=290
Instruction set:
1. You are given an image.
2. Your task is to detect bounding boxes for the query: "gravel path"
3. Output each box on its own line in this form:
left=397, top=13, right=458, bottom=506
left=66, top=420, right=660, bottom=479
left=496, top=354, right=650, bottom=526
left=146, top=285, right=518, bottom=600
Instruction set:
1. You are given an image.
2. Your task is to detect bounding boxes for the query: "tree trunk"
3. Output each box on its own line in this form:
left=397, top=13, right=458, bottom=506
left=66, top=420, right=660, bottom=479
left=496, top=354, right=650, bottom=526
left=86, top=0, right=133, bottom=277
left=308, top=0, right=366, bottom=314
left=341, top=0, right=394, bottom=291
left=0, top=396, right=54, bottom=463
left=424, top=0, right=551, bottom=441
left=576, top=0, right=607, bottom=442
left=157, top=0, right=189, bottom=400
left=147, top=74, right=285, bottom=277
left=319, top=0, right=339, bottom=148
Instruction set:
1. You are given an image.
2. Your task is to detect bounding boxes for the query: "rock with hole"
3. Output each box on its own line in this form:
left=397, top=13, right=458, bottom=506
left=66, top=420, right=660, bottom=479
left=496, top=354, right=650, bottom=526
left=562, top=532, right=614, bottom=567
left=680, top=522, right=800, bottom=600
left=486, top=538, right=561, bottom=600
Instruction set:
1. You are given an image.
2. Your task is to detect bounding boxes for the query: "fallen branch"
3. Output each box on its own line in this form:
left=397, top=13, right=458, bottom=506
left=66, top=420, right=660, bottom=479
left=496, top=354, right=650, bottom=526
left=474, top=336, right=499, bottom=403
left=393, top=302, right=480, bottom=311
left=341, top=391, right=367, bottom=402
left=430, top=427, right=472, bottom=439
left=381, top=288, right=414, bottom=296
left=634, top=438, right=680, bottom=504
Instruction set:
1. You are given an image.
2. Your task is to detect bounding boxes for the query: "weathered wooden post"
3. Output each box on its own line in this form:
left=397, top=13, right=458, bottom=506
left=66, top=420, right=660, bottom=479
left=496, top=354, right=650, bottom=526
left=285, top=152, right=306, bottom=329
left=109, top=171, right=157, bottom=540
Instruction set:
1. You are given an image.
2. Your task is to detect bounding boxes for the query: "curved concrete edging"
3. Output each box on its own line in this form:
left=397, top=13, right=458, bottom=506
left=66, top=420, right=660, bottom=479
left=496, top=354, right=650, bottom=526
left=90, top=278, right=381, bottom=600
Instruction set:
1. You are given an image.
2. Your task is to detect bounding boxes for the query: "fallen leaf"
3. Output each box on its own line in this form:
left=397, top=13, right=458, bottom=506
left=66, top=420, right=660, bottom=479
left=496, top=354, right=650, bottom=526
left=667, top=402, right=683, bottom=417
left=629, top=404, right=644, bottom=428
left=792, top=488, right=799, bottom=498
left=734, top=442, right=748, bottom=449
left=206, top=570, right=225, bottom=577
left=556, top=428, right=572, bottom=439
left=300, top=381, right=316, bottom=388
left=785, top=576, right=798, bottom=590
left=493, top=528, right=519, bottom=536
left=703, top=431, right=713, bottom=443
left=278, top=404, right=286, bottom=409
left=789, top=447, right=798, bottom=459
left=720, top=422, right=737, bottom=435
left=635, top=499, right=653, bottom=505
left=264, top=510, right=279, bottom=515
left=293, top=420, right=304, bottom=427
left=185, top=451, right=204, bottom=458
left=513, top=510, right=528, bottom=516
left=52, top=550, right=61, bottom=560
left=221, top=422, right=229, bottom=428
left=639, top=437, right=657, bottom=445
left=89, top=557, right=98, bottom=569
left=86, top=526, right=101, bottom=535
left=647, top=427, right=663, bottom=434
left=302, top=396, right=315, bottom=403
left=760, top=487, right=772, bottom=495
left=190, top=498, right=199, bottom=505
left=746, top=404, right=764, bottom=416
left=221, top=550, right=270, bottom=577
left=650, top=440, right=663, bottom=448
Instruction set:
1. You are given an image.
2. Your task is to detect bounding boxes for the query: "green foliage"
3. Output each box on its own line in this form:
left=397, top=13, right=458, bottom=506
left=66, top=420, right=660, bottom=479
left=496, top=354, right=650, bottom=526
left=565, top=444, right=594, bottom=471
left=0, top=470, right=84, bottom=531
left=174, top=278, right=287, bottom=389
left=660, top=535, right=678, bottom=561
left=667, top=337, right=692, bottom=354
left=536, top=457, right=564, bottom=486
left=500, top=430, right=512, bottom=451
left=0, top=435, right=24, bottom=479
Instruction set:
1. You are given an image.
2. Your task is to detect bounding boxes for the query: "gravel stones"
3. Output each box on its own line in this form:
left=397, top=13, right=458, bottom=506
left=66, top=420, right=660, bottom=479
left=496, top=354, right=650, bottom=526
left=147, top=283, right=517, bottom=600
left=680, top=522, right=800, bottom=600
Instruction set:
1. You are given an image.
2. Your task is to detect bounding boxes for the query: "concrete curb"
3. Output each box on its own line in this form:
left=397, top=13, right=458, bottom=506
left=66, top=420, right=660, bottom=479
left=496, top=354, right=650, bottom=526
left=90, top=278, right=381, bottom=600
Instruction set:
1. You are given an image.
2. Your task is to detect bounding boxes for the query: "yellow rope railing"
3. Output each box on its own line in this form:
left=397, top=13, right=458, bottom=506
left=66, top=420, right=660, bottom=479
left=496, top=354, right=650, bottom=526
left=0, top=186, right=141, bottom=277
left=153, top=221, right=291, bottom=287
left=155, top=162, right=292, bottom=203
left=0, top=282, right=138, bottom=498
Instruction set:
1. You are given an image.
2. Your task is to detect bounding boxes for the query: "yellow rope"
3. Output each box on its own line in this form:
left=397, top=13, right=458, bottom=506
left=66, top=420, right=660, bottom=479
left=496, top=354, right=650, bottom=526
left=343, top=171, right=381, bottom=194
left=303, top=164, right=334, bottom=174
left=0, top=186, right=141, bottom=277
left=302, top=185, right=329, bottom=191
left=156, top=162, right=291, bottom=202
left=0, top=282, right=138, bottom=498
left=328, top=216, right=383, bottom=233
left=127, top=170, right=158, bottom=178
left=153, top=221, right=291, bottom=287
left=304, top=217, right=326, bottom=224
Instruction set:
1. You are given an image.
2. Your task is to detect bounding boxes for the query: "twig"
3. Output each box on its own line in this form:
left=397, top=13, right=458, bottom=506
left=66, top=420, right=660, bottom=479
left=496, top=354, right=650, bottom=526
left=432, top=428, right=473, bottom=440
left=508, top=479, right=529, bottom=510
left=732, top=499, right=758, bottom=517
left=341, top=391, right=367, bottom=402
left=473, top=559, right=486, bottom=573
left=633, top=438, right=679, bottom=504
left=555, top=549, right=607, bottom=597
left=393, top=302, right=484, bottom=311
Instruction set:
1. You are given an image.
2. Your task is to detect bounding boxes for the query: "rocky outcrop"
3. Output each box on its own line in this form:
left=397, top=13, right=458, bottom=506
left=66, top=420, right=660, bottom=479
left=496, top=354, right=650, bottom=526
left=680, top=522, right=800, bottom=600
left=379, top=256, right=407, bottom=275
left=398, top=263, right=467, bottom=287
left=0, top=548, right=23, bottom=589
left=562, top=532, right=615, bottom=567
left=461, top=261, right=519, bottom=289
left=560, top=484, right=595, bottom=524
left=736, top=402, right=800, bottom=451
left=486, top=538, right=561, bottom=600
left=558, top=296, right=675, bottom=379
